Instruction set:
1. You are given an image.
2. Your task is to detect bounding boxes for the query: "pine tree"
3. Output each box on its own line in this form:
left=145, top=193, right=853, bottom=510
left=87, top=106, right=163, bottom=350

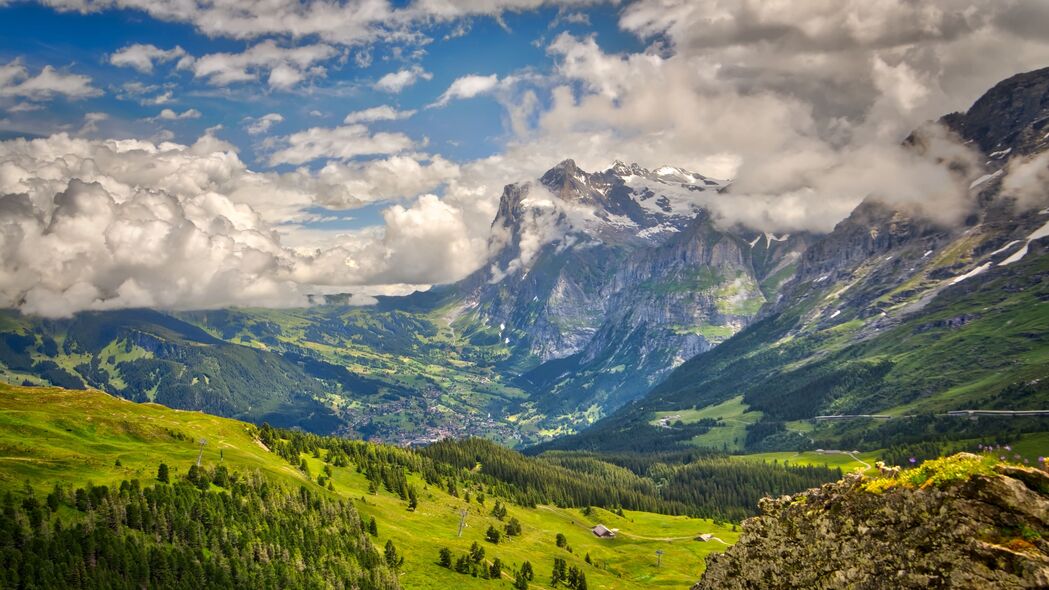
left=156, top=463, right=169, bottom=484
left=551, top=557, right=567, bottom=586
left=438, top=547, right=452, bottom=568
left=384, top=540, right=401, bottom=568
left=485, top=525, right=500, bottom=544
left=368, top=517, right=378, bottom=536
left=408, top=486, right=418, bottom=511
left=505, top=516, right=522, bottom=537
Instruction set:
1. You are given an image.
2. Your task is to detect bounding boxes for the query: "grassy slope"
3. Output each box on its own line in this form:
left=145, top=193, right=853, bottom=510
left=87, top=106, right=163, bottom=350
left=0, top=384, right=739, bottom=589
left=650, top=396, right=763, bottom=452
left=545, top=242, right=1049, bottom=455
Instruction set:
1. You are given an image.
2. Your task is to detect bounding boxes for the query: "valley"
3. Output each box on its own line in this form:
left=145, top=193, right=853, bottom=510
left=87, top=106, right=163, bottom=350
left=1, top=11, right=1049, bottom=586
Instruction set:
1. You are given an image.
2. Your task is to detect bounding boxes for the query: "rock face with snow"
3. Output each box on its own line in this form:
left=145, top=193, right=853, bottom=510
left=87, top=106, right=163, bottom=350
left=452, top=158, right=803, bottom=429
left=538, top=66, right=1049, bottom=455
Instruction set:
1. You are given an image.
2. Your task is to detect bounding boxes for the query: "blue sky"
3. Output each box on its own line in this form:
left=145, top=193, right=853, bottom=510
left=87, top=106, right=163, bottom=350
left=0, top=2, right=640, bottom=165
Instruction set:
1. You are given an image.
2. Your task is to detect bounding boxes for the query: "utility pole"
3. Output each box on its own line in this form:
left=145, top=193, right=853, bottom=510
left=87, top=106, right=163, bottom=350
left=196, top=439, right=207, bottom=467
left=457, top=509, right=468, bottom=537
left=655, top=550, right=664, bottom=568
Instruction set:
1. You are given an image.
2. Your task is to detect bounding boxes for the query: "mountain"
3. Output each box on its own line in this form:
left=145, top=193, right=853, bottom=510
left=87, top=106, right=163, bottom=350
left=4, top=69, right=1048, bottom=454
left=451, top=158, right=805, bottom=434
left=693, top=453, right=1049, bottom=589
left=540, top=66, right=1049, bottom=455
left=0, top=157, right=801, bottom=444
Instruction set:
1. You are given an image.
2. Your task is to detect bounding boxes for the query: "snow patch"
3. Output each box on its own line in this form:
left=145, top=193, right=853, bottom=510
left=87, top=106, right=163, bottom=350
left=637, top=223, right=680, bottom=240
left=1000, top=219, right=1049, bottom=266
left=969, top=170, right=1003, bottom=189
left=1001, top=244, right=1029, bottom=265
left=988, top=240, right=1020, bottom=257
left=988, top=148, right=1012, bottom=159
left=923, top=250, right=933, bottom=258
left=829, top=310, right=841, bottom=319
left=949, top=262, right=991, bottom=285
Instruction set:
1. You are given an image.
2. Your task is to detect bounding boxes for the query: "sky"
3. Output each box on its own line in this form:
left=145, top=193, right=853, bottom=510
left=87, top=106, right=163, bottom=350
left=1, top=0, right=1049, bottom=316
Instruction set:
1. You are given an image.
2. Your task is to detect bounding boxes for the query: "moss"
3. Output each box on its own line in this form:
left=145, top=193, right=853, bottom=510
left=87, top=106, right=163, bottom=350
left=864, top=453, right=1001, bottom=494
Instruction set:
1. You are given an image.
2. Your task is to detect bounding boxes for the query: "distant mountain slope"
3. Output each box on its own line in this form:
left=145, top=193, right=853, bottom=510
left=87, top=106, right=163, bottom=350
left=540, top=66, right=1049, bottom=455
left=0, top=308, right=343, bottom=432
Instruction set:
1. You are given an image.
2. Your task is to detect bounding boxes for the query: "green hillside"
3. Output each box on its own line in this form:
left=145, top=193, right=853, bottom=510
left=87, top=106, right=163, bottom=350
left=0, top=384, right=750, bottom=589
left=541, top=231, right=1049, bottom=456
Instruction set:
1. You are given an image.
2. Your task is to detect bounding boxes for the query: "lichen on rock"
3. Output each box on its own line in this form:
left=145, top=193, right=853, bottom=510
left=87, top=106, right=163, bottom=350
left=693, top=454, right=1049, bottom=589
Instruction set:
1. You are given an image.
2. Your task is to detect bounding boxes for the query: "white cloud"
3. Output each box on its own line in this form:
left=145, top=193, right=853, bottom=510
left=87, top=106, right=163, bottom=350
left=79, top=112, right=108, bottom=134
left=0, top=132, right=474, bottom=316
left=313, top=154, right=460, bottom=205
left=190, top=40, right=337, bottom=89
left=266, top=124, right=415, bottom=165
left=245, top=113, right=284, bottom=135
left=429, top=73, right=501, bottom=107
left=0, top=60, right=99, bottom=100
left=343, top=105, right=415, bottom=124
left=373, top=65, right=432, bottom=93
left=109, top=44, right=187, bottom=73
left=36, top=0, right=609, bottom=46
left=153, top=107, right=202, bottom=121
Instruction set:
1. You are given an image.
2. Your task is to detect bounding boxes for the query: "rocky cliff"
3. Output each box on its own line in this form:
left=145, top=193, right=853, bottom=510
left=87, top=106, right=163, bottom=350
left=694, top=454, right=1049, bottom=589
left=455, top=159, right=805, bottom=430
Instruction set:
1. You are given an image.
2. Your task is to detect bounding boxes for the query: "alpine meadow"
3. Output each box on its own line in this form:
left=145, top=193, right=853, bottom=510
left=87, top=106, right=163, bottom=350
left=1, top=1, right=1048, bottom=589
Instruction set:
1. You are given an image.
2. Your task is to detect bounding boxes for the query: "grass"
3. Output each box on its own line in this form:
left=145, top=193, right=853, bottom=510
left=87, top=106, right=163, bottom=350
left=651, top=396, right=763, bottom=451
left=733, top=450, right=878, bottom=473
left=0, top=383, right=739, bottom=589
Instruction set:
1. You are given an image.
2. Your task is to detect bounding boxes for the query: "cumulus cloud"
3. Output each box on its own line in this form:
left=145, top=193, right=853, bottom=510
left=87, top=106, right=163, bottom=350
left=189, top=40, right=336, bottom=89
left=510, top=0, right=1049, bottom=232
left=245, top=113, right=284, bottom=135
left=109, top=44, right=187, bottom=73
left=429, top=73, right=502, bottom=107
left=373, top=65, right=432, bottom=93
left=313, top=154, right=460, bottom=206
left=0, top=132, right=475, bottom=316
left=1001, top=151, right=1049, bottom=211
left=266, top=124, right=415, bottom=165
left=153, top=108, right=202, bottom=121
left=0, top=60, right=99, bottom=100
left=342, top=105, right=415, bottom=124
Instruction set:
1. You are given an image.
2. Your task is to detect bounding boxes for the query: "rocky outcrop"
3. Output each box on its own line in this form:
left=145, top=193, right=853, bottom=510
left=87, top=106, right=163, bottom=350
left=694, top=455, right=1049, bottom=589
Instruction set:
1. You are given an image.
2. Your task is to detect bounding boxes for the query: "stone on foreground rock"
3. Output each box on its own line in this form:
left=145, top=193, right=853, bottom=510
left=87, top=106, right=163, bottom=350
left=694, top=454, right=1049, bottom=589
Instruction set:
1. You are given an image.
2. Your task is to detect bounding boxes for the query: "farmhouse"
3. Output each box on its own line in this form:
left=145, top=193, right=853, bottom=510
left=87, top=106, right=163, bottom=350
left=591, top=524, right=618, bottom=538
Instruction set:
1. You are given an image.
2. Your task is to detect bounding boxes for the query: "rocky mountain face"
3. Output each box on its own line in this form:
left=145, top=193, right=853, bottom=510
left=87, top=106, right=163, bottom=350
left=453, top=158, right=805, bottom=430
left=541, top=66, right=1049, bottom=454
left=694, top=455, right=1049, bottom=589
